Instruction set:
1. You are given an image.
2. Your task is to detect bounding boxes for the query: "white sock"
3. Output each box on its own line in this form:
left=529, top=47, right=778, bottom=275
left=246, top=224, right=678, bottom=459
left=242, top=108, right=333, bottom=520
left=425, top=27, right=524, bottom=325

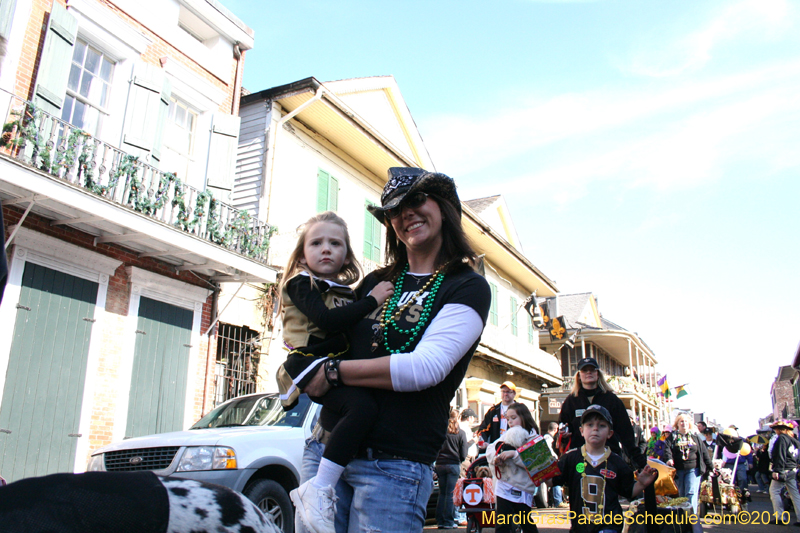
left=313, top=459, right=345, bottom=489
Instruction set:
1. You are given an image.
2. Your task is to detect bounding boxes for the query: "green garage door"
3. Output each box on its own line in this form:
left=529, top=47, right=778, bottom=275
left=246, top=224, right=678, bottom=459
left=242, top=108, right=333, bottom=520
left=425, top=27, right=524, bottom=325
left=0, top=263, right=98, bottom=482
left=125, top=296, right=193, bottom=438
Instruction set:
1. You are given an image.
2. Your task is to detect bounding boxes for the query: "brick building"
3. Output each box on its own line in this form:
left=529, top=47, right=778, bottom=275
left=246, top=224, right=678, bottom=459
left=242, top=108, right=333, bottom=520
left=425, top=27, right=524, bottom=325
left=771, top=365, right=799, bottom=422
left=0, top=0, right=273, bottom=483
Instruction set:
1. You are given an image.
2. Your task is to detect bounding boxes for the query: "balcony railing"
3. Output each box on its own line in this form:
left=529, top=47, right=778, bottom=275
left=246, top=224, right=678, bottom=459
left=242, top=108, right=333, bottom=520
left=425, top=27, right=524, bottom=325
left=0, top=90, right=274, bottom=262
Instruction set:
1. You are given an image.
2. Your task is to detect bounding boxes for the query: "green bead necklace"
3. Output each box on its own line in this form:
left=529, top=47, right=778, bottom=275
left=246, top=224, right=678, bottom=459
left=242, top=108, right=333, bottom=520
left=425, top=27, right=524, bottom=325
left=375, top=264, right=446, bottom=354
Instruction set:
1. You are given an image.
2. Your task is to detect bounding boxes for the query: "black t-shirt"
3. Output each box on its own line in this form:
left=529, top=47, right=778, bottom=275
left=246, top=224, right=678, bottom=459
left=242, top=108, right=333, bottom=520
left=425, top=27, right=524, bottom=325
left=319, top=265, right=491, bottom=464
left=551, top=448, right=635, bottom=533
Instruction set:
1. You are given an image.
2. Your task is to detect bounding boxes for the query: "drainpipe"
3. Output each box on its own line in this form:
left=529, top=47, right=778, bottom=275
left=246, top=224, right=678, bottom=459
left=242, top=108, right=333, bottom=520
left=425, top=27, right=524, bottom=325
left=231, top=43, right=242, bottom=116
left=263, top=85, right=326, bottom=223
left=201, top=281, right=221, bottom=413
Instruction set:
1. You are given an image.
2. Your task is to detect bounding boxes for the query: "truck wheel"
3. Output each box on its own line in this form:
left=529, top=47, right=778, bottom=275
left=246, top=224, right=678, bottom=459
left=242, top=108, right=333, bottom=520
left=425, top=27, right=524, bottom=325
left=244, top=479, right=294, bottom=533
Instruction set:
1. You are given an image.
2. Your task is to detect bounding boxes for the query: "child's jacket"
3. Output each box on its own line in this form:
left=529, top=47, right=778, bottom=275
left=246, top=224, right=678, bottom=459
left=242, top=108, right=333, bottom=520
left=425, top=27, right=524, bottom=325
left=276, top=273, right=377, bottom=410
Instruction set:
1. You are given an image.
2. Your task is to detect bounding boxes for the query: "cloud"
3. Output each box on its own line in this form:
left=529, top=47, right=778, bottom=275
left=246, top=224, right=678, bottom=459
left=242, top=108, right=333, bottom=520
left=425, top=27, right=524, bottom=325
left=624, top=0, right=795, bottom=77
left=423, top=60, right=800, bottom=203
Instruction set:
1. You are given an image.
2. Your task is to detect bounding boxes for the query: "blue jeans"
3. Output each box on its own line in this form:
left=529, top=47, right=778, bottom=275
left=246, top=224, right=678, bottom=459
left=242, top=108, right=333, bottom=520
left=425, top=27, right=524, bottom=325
left=552, top=484, right=563, bottom=506
left=299, top=436, right=434, bottom=533
left=675, top=467, right=701, bottom=514
left=435, top=464, right=460, bottom=527
left=755, top=471, right=770, bottom=492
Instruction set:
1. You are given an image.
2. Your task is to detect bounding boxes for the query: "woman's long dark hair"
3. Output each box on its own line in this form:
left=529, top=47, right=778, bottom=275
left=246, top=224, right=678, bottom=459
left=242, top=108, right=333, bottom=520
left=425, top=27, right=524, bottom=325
left=375, top=194, right=478, bottom=281
left=507, top=402, right=540, bottom=435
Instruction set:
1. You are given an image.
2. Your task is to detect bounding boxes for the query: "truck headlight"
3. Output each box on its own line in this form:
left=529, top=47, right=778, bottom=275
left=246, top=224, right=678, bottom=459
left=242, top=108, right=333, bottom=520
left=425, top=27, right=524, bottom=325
left=86, top=454, right=104, bottom=471
left=177, top=446, right=237, bottom=471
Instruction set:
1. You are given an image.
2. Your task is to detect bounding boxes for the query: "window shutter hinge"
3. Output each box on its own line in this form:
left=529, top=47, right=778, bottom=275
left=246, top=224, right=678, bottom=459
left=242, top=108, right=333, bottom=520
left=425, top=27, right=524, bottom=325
left=16, top=304, right=30, bottom=311
left=0, top=428, right=11, bottom=434
left=135, top=330, right=147, bottom=335
left=67, top=433, right=82, bottom=438
left=183, top=344, right=193, bottom=348
left=83, top=317, right=97, bottom=323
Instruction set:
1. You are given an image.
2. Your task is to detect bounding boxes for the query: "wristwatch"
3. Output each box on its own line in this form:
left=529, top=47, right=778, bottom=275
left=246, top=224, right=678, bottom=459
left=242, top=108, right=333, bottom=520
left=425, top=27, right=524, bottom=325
left=324, top=359, right=342, bottom=387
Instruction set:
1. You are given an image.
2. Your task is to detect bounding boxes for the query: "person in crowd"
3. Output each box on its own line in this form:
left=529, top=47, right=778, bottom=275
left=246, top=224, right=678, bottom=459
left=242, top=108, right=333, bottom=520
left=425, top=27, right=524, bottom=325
left=435, top=409, right=469, bottom=529
left=755, top=442, right=771, bottom=493
left=696, top=421, right=707, bottom=438
left=476, top=382, right=518, bottom=446
left=720, top=427, right=749, bottom=496
left=550, top=405, right=658, bottom=533
left=487, top=402, right=540, bottom=533
left=558, top=357, right=647, bottom=470
left=624, top=409, right=647, bottom=469
left=299, top=167, right=492, bottom=533
left=666, top=413, right=712, bottom=514
left=459, top=408, right=479, bottom=461
left=702, top=427, right=715, bottom=455
left=646, top=426, right=661, bottom=458
left=768, top=419, right=800, bottom=525
left=542, top=422, right=566, bottom=508
left=275, top=212, right=393, bottom=533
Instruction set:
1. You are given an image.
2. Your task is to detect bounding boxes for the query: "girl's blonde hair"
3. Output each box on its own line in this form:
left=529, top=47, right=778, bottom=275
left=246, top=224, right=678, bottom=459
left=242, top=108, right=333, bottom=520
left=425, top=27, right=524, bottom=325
left=279, top=212, right=361, bottom=295
left=570, top=368, right=613, bottom=397
left=673, top=413, right=695, bottom=434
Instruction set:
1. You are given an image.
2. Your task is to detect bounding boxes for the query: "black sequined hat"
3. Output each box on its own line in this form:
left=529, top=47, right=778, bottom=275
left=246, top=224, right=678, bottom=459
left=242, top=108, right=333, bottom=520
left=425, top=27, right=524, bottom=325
left=367, top=167, right=461, bottom=223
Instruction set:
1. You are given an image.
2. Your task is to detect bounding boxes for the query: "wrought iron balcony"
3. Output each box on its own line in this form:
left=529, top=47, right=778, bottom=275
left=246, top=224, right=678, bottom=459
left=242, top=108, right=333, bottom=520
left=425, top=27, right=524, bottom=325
left=0, top=90, right=274, bottom=262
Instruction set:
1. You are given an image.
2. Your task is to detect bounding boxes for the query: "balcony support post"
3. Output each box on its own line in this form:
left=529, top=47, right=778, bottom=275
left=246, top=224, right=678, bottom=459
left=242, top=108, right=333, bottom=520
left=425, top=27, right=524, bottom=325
left=4, top=196, right=41, bottom=249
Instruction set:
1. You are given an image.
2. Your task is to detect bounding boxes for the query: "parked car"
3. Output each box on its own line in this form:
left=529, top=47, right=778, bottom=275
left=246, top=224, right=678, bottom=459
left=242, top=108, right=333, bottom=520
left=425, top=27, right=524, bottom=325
left=87, top=392, right=319, bottom=533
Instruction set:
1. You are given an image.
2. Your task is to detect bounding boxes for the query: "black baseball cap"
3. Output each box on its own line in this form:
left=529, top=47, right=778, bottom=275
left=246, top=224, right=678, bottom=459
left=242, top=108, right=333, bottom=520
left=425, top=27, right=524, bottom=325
left=581, top=405, right=613, bottom=428
left=578, top=357, right=599, bottom=370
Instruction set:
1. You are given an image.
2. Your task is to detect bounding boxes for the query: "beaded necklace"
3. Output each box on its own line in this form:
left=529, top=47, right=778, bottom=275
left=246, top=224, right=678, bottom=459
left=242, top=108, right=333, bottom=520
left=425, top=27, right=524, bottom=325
left=577, top=445, right=612, bottom=512
left=370, top=263, right=446, bottom=353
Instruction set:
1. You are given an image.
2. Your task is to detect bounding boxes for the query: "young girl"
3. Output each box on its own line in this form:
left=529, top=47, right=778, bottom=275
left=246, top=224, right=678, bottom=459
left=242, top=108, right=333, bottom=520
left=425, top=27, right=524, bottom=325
left=488, top=402, right=541, bottom=533
left=275, top=212, right=392, bottom=533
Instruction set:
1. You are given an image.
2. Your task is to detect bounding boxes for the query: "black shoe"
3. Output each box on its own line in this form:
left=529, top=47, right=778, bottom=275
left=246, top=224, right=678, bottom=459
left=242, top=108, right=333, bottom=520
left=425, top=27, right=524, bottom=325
left=793, top=521, right=800, bottom=526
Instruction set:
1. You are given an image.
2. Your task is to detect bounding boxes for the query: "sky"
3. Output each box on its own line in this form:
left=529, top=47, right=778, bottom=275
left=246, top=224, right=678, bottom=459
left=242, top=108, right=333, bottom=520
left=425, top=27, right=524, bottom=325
left=224, top=0, right=800, bottom=435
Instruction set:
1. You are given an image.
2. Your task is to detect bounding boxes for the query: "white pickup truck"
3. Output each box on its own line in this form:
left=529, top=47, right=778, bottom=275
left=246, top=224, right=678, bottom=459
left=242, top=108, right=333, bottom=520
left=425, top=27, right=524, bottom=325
left=87, top=393, right=320, bottom=533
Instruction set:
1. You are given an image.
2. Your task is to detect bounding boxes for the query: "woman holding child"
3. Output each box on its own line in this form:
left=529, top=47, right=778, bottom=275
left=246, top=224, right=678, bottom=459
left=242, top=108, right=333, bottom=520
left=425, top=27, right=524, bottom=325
left=298, top=167, right=492, bottom=533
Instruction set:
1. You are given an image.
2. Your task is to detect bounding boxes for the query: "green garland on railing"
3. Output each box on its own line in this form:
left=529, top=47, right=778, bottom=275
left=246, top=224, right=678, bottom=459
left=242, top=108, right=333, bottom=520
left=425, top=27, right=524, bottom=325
left=206, top=196, right=227, bottom=245
left=52, top=128, right=86, bottom=177
left=77, top=137, right=96, bottom=185
left=132, top=171, right=176, bottom=216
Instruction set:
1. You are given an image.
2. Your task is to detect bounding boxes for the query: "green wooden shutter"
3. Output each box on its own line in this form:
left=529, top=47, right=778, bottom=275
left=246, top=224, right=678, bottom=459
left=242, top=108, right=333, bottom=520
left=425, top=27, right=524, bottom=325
left=0, top=263, right=97, bottom=482
left=363, top=203, right=382, bottom=262
left=316, top=170, right=330, bottom=213
left=363, top=206, right=374, bottom=260
left=121, top=62, right=165, bottom=158
left=126, top=297, right=193, bottom=438
left=149, top=78, right=172, bottom=165
left=31, top=1, right=77, bottom=116
left=205, top=112, right=241, bottom=191
left=510, top=297, right=518, bottom=336
left=328, top=175, right=338, bottom=211
left=489, top=283, right=498, bottom=326
left=527, top=313, right=534, bottom=344
left=0, top=0, right=17, bottom=40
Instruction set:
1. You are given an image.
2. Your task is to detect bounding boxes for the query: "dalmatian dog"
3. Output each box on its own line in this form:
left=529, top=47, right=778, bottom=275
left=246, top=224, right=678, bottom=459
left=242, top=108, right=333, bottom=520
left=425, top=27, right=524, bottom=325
left=0, top=471, right=282, bottom=533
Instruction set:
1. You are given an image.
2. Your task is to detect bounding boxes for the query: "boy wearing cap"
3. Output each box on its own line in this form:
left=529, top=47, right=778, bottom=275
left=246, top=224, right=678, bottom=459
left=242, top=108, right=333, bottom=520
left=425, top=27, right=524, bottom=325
left=550, top=405, right=657, bottom=533
left=476, top=381, right=517, bottom=446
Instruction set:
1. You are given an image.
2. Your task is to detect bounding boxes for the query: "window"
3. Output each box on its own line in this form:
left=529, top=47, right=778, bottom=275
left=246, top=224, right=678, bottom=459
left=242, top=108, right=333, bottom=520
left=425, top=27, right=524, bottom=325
left=62, top=39, right=114, bottom=136
left=489, top=283, right=498, bottom=326
left=364, top=202, right=382, bottom=263
left=167, top=97, right=198, bottom=158
left=317, top=169, right=338, bottom=212
left=510, top=297, right=518, bottom=336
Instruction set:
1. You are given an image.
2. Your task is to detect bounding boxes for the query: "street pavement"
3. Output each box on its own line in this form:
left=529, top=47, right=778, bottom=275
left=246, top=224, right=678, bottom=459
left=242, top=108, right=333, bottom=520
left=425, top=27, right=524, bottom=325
left=424, top=484, right=792, bottom=532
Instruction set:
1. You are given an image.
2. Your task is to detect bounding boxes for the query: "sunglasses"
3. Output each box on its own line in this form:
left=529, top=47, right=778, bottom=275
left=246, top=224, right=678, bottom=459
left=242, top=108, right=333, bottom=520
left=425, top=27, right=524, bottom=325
left=386, top=192, right=429, bottom=219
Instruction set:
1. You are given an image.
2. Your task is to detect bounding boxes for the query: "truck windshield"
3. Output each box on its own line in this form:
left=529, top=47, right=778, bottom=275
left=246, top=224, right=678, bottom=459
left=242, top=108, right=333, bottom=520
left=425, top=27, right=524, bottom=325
left=191, top=394, right=311, bottom=429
